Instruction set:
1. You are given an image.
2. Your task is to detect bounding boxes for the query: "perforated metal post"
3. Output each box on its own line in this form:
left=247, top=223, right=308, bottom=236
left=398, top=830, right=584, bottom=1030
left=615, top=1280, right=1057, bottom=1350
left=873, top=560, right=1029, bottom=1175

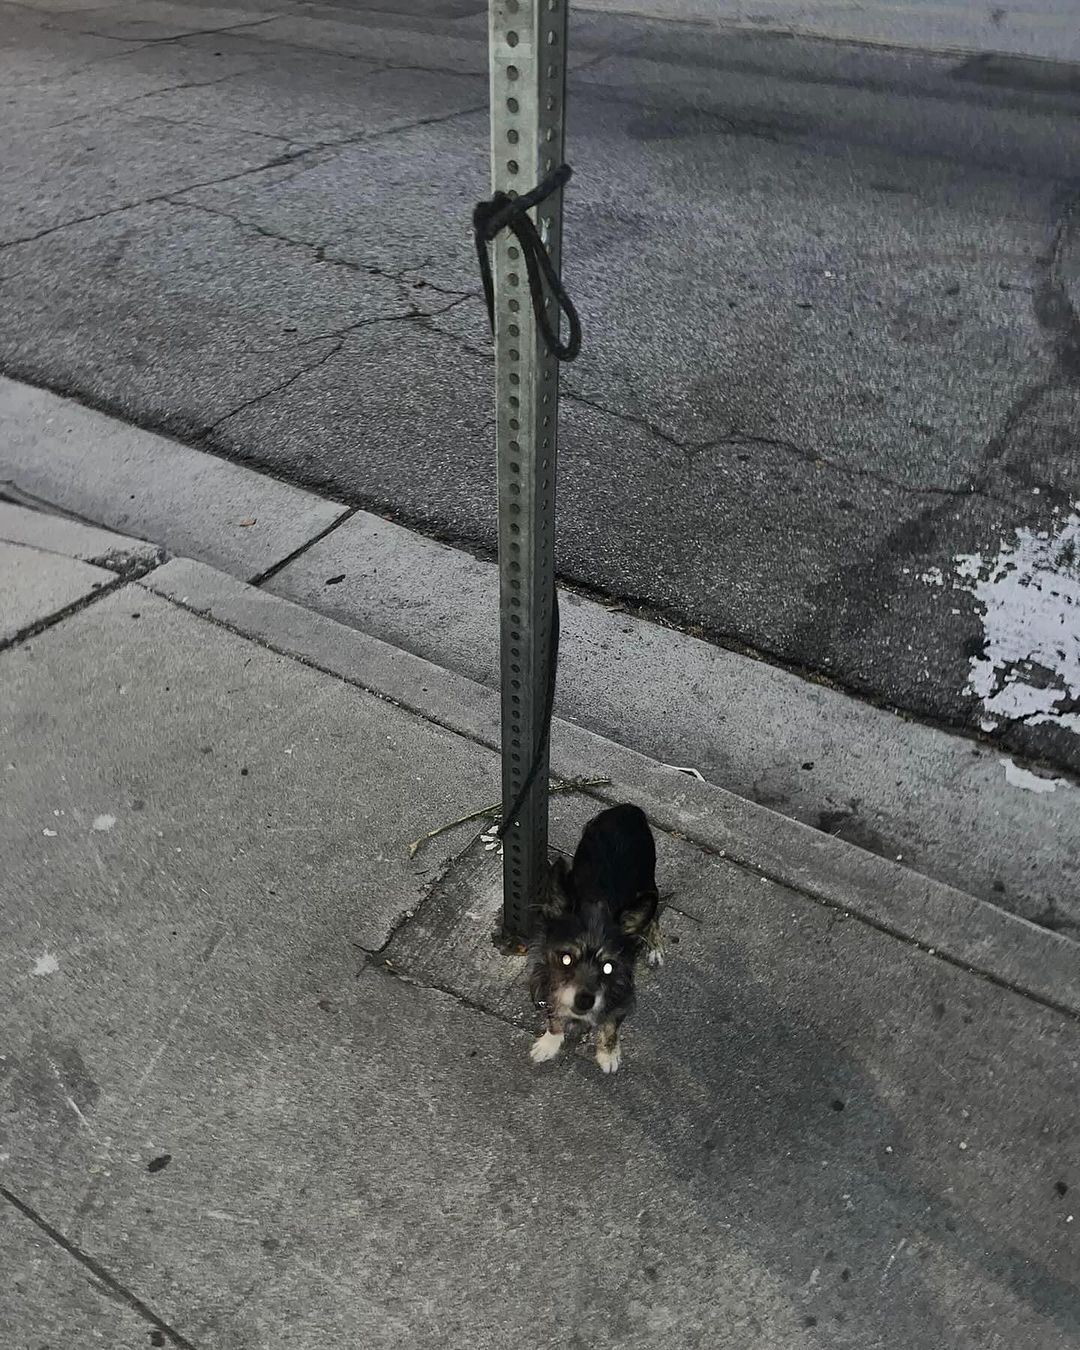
left=488, top=0, right=569, bottom=943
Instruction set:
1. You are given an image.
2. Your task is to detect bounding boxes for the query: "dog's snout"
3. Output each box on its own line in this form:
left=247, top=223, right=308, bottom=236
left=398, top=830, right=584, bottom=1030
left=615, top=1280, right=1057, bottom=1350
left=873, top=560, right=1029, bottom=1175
left=573, top=990, right=596, bottom=1013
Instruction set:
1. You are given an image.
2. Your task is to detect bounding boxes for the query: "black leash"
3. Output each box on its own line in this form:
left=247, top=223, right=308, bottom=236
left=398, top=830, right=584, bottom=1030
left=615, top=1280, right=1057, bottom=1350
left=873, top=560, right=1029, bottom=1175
left=495, top=590, right=560, bottom=841
left=472, top=164, right=582, bottom=362
left=474, top=165, right=578, bottom=840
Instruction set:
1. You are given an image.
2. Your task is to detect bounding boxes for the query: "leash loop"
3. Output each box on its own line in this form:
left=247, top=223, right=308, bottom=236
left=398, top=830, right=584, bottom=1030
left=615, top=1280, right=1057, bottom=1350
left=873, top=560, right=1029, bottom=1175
left=473, top=164, right=582, bottom=361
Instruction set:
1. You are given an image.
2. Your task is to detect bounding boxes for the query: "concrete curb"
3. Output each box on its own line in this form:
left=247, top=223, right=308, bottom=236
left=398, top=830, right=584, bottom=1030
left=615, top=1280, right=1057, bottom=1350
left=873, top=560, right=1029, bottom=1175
left=259, top=503, right=1080, bottom=939
left=141, top=556, right=1080, bottom=1020
left=7, top=376, right=1080, bottom=940
left=0, top=377, right=349, bottom=580
left=6, top=374, right=1079, bottom=943
left=573, top=0, right=1080, bottom=64
left=0, top=499, right=163, bottom=573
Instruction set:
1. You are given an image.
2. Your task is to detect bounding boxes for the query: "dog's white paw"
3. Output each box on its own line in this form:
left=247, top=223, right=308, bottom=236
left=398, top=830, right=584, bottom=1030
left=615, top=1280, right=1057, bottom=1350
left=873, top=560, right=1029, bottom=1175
left=529, top=1030, right=564, bottom=1064
left=596, top=1042, right=622, bottom=1075
left=646, top=945, right=665, bottom=969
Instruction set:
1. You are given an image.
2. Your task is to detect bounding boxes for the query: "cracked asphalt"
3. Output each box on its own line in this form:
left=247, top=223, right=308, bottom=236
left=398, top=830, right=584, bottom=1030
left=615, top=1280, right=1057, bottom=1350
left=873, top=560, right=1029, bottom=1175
left=2, top=0, right=1080, bottom=770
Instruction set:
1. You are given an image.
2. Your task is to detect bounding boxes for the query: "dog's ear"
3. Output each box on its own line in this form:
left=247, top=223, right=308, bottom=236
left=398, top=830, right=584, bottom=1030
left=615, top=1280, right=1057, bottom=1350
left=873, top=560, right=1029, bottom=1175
left=541, top=855, right=575, bottom=916
left=620, top=888, right=659, bottom=937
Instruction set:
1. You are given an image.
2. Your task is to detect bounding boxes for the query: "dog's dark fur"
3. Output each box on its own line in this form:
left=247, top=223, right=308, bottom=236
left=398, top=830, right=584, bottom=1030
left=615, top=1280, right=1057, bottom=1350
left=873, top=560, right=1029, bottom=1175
left=527, top=803, right=660, bottom=1074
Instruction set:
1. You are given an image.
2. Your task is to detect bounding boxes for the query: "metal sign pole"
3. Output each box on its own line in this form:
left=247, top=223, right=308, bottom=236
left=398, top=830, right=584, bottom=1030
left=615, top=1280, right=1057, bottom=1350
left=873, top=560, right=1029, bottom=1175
left=487, top=0, right=569, bottom=943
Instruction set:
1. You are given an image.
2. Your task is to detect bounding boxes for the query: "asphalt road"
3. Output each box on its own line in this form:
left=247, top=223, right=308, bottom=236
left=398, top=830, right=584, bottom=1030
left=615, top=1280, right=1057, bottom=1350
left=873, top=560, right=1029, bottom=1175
left=3, top=0, right=1080, bottom=771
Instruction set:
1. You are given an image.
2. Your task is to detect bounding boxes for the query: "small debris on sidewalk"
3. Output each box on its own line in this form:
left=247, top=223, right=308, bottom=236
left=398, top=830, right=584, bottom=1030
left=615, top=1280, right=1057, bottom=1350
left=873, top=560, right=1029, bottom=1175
left=661, top=762, right=705, bottom=781
left=407, top=776, right=611, bottom=858
left=879, top=1238, right=907, bottom=1287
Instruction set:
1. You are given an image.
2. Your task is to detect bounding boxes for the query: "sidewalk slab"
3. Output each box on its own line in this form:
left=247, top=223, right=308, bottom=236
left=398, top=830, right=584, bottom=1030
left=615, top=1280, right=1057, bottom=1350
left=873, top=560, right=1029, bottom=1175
left=0, top=377, right=349, bottom=580
left=1, top=571, right=1077, bottom=1348
left=387, top=799, right=1080, bottom=1350
left=0, top=539, right=114, bottom=645
left=0, top=582, right=498, bottom=967
left=3, top=1205, right=156, bottom=1349
left=0, top=499, right=162, bottom=572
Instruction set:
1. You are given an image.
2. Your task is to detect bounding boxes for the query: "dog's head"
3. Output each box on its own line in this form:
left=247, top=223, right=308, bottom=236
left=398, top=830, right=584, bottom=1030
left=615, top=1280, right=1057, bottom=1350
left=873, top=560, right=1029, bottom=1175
left=531, top=857, right=657, bottom=1025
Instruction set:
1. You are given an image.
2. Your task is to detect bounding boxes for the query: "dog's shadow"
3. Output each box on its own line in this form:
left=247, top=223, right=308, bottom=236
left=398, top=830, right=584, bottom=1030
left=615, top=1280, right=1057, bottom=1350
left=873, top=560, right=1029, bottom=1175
left=474, top=798, right=1076, bottom=1342
left=603, top=916, right=1079, bottom=1346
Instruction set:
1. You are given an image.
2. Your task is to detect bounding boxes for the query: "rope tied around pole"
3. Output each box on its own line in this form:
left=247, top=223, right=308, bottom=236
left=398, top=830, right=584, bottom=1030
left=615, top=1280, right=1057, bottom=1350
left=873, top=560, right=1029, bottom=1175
left=473, top=163, right=582, bottom=362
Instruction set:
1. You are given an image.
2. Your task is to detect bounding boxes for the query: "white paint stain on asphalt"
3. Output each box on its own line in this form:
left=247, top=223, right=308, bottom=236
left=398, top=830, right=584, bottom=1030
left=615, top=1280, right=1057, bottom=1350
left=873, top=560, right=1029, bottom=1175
left=1000, top=757, right=1066, bottom=794
left=942, top=512, right=1080, bottom=736
left=92, top=814, right=116, bottom=832
left=32, top=951, right=59, bottom=976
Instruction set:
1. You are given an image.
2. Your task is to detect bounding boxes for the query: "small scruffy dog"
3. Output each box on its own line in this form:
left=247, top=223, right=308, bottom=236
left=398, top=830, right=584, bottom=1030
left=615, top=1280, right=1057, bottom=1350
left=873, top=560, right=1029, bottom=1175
left=528, top=803, right=661, bottom=1074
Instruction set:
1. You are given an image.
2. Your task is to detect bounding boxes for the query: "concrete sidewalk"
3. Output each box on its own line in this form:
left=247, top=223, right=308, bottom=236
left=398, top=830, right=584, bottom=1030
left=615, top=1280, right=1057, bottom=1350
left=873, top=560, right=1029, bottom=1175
left=2, top=506, right=1078, bottom=1349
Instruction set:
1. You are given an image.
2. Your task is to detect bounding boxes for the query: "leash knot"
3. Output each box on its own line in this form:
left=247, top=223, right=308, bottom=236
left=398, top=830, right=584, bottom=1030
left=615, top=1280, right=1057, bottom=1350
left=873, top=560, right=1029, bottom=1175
left=473, top=164, right=581, bottom=362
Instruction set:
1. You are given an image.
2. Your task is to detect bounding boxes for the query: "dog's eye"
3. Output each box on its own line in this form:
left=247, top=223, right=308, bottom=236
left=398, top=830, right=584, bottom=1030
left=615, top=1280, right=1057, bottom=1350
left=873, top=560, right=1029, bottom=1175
left=561, top=953, right=573, bottom=966
left=602, top=961, right=613, bottom=976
